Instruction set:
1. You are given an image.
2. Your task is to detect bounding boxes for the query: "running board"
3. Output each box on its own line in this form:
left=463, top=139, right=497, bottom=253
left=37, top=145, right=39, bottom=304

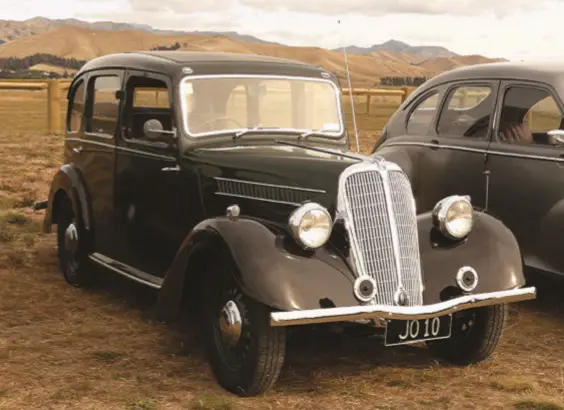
left=89, top=253, right=163, bottom=289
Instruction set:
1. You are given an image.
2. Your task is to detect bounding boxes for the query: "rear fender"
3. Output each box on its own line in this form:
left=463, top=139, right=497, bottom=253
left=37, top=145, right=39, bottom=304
left=43, top=164, right=91, bottom=233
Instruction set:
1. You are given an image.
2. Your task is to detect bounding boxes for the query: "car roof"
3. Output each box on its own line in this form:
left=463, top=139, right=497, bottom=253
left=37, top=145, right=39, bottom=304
left=75, top=51, right=333, bottom=80
left=401, top=61, right=564, bottom=108
left=423, top=61, right=564, bottom=87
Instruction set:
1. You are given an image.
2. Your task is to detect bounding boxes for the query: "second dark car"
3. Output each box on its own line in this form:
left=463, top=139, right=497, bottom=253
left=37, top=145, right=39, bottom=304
left=374, top=61, right=564, bottom=278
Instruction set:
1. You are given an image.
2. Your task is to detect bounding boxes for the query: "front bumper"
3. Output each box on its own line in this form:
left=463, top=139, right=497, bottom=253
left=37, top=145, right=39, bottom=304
left=270, top=287, right=536, bottom=327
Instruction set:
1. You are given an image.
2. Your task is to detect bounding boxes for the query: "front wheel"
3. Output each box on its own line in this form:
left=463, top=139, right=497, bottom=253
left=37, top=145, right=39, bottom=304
left=201, top=257, right=286, bottom=396
left=428, top=304, right=507, bottom=365
left=56, top=200, right=94, bottom=287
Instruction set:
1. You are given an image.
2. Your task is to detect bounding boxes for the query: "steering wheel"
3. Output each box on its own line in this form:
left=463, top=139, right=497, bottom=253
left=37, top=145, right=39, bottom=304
left=463, top=116, right=490, bottom=137
left=197, top=117, right=244, bottom=131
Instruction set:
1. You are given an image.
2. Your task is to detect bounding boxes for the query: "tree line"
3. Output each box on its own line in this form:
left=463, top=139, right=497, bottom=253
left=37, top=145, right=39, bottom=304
left=151, top=42, right=181, bottom=51
left=379, top=76, right=429, bottom=86
left=0, top=54, right=86, bottom=71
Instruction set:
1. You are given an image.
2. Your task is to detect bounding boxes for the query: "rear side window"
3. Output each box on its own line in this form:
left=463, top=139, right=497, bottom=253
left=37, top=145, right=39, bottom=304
left=133, top=87, right=170, bottom=109
left=86, top=75, right=121, bottom=136
left=406, top=92, right=439, bottom=135
left=67, top=80, right=85, bottom=132
left=437, top=85, right=493, bottom=138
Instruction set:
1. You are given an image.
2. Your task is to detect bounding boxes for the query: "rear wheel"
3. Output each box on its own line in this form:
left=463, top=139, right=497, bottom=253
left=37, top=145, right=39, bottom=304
left=201, top=255, right=286, bottom=396
left=56, top=200, right=94, bottom=287
left=428, top=304, right=507, bottom=365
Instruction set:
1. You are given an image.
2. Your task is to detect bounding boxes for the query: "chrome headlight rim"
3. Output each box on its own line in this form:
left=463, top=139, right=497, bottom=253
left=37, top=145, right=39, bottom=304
left=432, top=195, right=474, bottom=240
left=289, top=202, right=333, bottom=249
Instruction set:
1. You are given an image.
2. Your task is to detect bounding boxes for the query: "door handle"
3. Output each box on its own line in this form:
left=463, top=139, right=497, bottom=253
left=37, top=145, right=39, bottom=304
left=430, top=139, right=440, bottom=150
left=72, top=146, right=83, bottom=154
left=161, top=165, right=180, bottom=172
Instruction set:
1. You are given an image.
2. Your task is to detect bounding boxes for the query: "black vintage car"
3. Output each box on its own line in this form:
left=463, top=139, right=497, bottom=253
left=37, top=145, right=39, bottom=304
left=373, top=61, right=564, bottom=279
left=43, top=51, right=535, bottom=396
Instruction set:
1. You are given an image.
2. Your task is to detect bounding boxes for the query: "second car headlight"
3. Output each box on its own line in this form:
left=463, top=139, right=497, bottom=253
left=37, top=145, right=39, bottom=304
left=432, top=195, right=473, bottom=240
left=289, top=203, right=333, bottom=249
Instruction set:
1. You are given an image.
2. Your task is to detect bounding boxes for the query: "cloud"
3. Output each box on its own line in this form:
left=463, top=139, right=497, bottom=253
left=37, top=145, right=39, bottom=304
left=127, top=0, right=235, bottom=14
left=239, top=0, right=552, bottom=17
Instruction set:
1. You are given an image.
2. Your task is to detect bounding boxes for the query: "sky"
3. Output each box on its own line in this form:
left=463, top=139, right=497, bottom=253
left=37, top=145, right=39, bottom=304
left=3, top=0, right=564, bottom=61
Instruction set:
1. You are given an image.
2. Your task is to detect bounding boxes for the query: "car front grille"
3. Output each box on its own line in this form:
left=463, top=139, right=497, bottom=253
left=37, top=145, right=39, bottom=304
left=340, top=163, right=423, bottom=306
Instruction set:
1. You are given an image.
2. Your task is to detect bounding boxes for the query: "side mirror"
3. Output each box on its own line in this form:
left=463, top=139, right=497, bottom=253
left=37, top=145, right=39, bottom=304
left=547, top=129, right=564, bottom=145
left=143, top=119, right=176, bottom=141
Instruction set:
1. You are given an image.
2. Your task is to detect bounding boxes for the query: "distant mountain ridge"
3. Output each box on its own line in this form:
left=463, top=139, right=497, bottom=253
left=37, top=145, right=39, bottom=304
left=336, top=39, right=458, bottom=59
left=0, top=17, right=276, bottom=45
left=2, top=18, right=461, bottom=58
left=0, top=17, right=505, bottom=86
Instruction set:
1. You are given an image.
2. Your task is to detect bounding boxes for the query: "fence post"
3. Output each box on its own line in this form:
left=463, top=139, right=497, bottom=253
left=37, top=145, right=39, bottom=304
left=47, top=79, right=61, bottom=133
left=400, top=86, right=410, bottom=103
left=366, top=95, right=372, bottom=114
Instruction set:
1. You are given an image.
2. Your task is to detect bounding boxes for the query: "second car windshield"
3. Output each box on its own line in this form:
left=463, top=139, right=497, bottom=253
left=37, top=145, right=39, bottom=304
left=180, top=75, right=343, bottom=137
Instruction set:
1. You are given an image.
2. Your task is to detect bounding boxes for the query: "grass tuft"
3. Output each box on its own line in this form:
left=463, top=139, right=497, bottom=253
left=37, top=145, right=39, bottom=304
left=190, top=393, right=237, bottom=410
left=127, top=399, right=157, bottom=410
left=514, top=399, right=564, bottom=410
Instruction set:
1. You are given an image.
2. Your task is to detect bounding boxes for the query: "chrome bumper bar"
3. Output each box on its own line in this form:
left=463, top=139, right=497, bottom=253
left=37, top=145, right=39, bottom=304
left=270, top=287, right=536, bottom=327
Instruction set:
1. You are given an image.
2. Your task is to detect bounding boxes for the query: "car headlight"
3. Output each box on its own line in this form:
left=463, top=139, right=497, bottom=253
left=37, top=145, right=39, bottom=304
left=432, top=195, right=473, bottom=240
left=289, top=203, right=333, bottom=249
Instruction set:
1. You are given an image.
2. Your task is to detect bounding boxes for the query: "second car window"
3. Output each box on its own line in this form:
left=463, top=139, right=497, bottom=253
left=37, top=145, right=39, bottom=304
left=437, top=85, right=493, bottom=139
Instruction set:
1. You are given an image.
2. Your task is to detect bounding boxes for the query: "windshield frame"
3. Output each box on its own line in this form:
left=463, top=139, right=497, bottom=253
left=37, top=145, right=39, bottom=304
left=179, top=74, right=345, bottom=139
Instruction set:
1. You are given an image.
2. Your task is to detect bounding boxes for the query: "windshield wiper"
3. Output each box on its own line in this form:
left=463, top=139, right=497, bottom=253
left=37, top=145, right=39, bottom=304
left=234, top=125, right=263, bottom=139
left=233, top=125, right=286, bottom=140
left=298, top=126, right=339, bottom=141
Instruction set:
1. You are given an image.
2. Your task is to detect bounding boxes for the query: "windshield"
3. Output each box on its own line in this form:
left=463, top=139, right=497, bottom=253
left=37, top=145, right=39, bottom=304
left=180, top=75, right=343, bottom=137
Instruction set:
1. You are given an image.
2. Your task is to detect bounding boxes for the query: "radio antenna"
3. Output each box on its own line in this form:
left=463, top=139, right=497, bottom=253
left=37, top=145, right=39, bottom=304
left=338, top=19, right=359, bottom=153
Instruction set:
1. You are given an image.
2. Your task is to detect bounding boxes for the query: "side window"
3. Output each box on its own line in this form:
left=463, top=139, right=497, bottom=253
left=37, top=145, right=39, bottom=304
left=437, top=85, right=493, bottom=138
left=67, top=80, right=85, bottom=132
left=406, top=92, right=439, bottom=135
left=86, top=75, right=121, bottom=137
left=499, top=86, right=563, bottom=145
left=123, top=75, right=173, bottom=142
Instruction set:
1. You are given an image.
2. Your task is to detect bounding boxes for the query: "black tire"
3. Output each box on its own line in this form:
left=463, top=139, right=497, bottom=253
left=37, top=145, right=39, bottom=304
left=201, top=255, right=286, bottom=397
left=428, top=304, right=507, bottom=365
left=56, top=199, right=94, bottom=287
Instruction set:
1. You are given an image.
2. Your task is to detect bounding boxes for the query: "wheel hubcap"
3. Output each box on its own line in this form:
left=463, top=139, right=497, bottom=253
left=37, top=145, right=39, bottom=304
left=218, top=300, right=243, bottom=348
left=64, top=222, right=79, bottom=255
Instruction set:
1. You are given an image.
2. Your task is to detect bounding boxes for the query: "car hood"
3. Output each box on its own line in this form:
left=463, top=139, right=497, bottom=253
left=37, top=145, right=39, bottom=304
left=183, top=144, right=361, bottom=221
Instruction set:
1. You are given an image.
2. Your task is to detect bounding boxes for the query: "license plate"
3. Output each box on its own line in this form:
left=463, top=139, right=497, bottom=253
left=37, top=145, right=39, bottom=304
left=385, top=315, right=452, bottom=346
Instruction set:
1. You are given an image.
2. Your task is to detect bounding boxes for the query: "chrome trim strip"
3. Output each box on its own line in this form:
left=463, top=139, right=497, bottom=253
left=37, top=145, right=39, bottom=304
left=385, top=141, right=564, bottom=163
left=213, top=177, right=326, bottom=194
left=385, top=141, right=487, bottom=154
left=65, top=137, right=176, bottom=161
left=89, top=253, right=163, bottom=289
left=179, top=74, right=345, bottom=139
left=214, top=192, right=301, bottom=206
left=269, top=287, right=537, bottom=326
left=380, top=168, right=404, bottom=291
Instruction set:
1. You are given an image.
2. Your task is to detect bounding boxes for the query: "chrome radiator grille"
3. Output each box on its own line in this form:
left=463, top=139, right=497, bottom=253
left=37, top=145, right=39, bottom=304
left=340, top=164, right=423, bottom=306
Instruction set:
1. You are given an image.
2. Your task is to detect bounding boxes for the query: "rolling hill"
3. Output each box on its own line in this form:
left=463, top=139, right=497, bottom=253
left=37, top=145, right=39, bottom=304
left=0, top=17, right=276, bottom=45
left=0, top=19, right=505, bottom=86
left=337, top=39, right=458, bottom=59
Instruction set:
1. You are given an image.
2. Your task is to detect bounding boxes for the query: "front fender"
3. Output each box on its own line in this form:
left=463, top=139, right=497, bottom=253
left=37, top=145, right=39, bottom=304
left=43, top=164, right=91, bottom=233
left=154, top=211, right=526, bottom=323
left=419, top=210, right=525, bottom=304
left=154, top=217, right=358, bottom=322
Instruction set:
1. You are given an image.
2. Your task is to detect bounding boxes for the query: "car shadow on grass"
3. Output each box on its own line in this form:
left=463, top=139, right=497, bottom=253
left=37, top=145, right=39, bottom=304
left=522, top=267, right=564, bottom=320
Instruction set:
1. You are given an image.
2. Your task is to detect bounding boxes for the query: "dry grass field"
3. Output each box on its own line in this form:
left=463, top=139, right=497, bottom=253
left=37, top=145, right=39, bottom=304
left=1, top=90, right=564, bottom=409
